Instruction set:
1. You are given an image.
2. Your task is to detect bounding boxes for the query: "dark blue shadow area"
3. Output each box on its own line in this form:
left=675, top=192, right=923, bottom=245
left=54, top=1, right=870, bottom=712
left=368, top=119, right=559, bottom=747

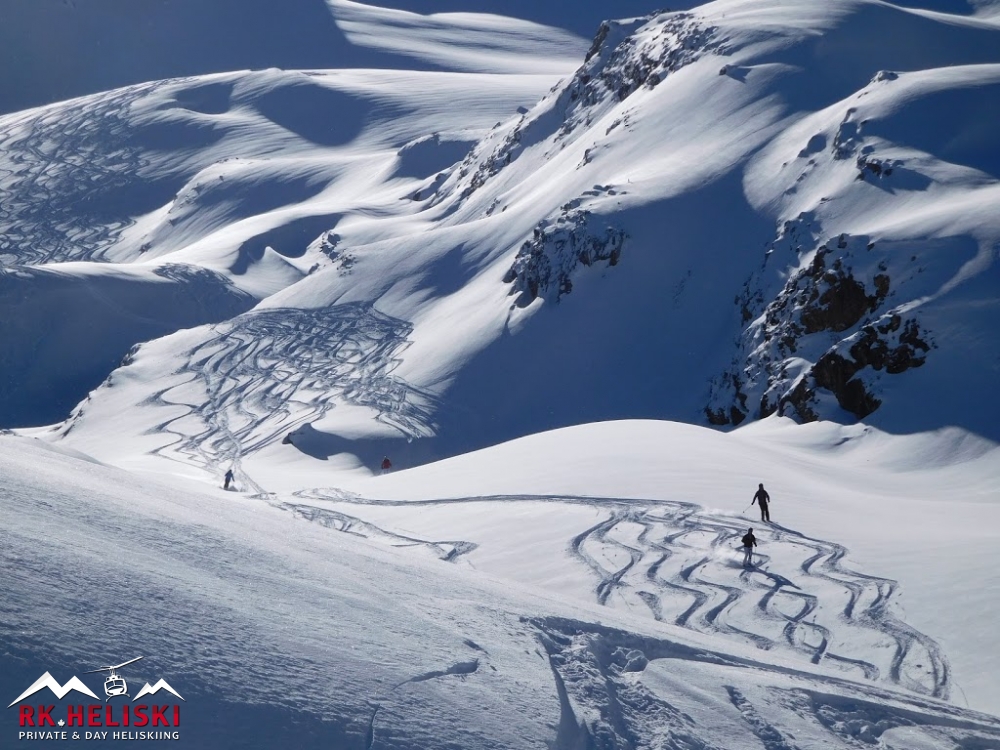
left=253, top=82, right=368, bottom=147
left=0, top=0, right=432, bottom=116
left=124, top=117, right=227, bottom=154
left=233, top=214, right=343, bottom=273
left=0, top=265, right=256, bottom=428
left=284, top=422, right=440, bottom=472
left=166, top=81, right=236, bottom=115
left=806, top=3, right=1000, bottom=106
left=395, top=136, right=476, bottom=180
left=865, top=83, right=1000, bottom=179
left=427, top=170, right=774, bottom=460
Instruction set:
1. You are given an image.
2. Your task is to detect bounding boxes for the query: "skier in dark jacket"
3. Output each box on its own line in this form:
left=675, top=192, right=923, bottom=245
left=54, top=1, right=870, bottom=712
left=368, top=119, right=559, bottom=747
left=381, top=456, right=392, bottom=474
left=224, top=468, right=235, bottom=490
left=741, top=528, right=757, bottom=567
left=752, top=483, right=771, bottom=522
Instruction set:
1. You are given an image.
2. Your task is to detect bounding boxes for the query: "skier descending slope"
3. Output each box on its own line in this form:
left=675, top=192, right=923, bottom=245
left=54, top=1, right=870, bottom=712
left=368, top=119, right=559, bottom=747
left=224, top=468, right=235, bottom=490
left=752, top=483, right=771, bottom=522
left=741, top=527, right=757, bottom=567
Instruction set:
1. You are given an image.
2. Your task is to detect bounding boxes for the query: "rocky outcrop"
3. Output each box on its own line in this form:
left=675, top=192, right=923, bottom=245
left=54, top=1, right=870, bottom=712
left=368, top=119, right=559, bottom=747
left=502, top=209, right=626, bottom=304
left=781, top=315, right=931, bottom=421
left=706, top=221, right=934, bottom=427
left=766, top=243, right=890, bottom=336
left=444, top=13, right=726, bottom=204
left=566, top=14, right=724, bottom=110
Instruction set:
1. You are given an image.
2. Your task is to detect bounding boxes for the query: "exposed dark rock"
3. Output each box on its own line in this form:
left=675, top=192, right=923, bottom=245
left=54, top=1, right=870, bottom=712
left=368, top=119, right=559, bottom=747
left=503, top=209, right=627, bottom=304
left=811, top=351, right=881, bottom=418
left=790, top=315, right=930, bottom=420
left=566, top=14, right=724, bottom=109
left=856, top=155, right=897, bottom=180
left=705, top=407, right=730, bottom=426
left=800, top=269, right=869, bottom=333
left=706, top=221, right=932, bottom=427
left=871, top=70, right=899, bottom=83
left=781, top=378, right=820, bottom=422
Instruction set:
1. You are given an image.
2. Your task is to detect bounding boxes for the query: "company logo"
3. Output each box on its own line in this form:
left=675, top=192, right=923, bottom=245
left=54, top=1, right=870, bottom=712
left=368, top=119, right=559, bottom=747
left=7, top=674, right=100, bottom=706
left=8, top=656, right=184, bottom=743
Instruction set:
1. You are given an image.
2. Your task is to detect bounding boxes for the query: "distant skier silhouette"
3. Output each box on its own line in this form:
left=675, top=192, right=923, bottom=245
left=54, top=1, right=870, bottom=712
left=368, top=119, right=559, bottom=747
left=741, top=528, right=757, bottom=567
left=752, top=483, right=771, bottom=522
left=380, top=456, right=392, bottom=474
left=224, top=468, right=235, bottom=490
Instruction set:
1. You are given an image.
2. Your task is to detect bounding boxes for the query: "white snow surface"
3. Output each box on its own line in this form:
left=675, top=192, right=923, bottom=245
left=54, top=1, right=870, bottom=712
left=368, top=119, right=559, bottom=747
left=3, top=418, right=1000, bottom=748
left=2, top=0, right=1000, bottom=746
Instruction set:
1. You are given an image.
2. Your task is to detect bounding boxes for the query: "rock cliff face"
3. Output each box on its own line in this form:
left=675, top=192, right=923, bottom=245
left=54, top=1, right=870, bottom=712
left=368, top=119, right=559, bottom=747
left=502, top=209, right=627, bottom=304
left=707, top=220, right=935, bottom=427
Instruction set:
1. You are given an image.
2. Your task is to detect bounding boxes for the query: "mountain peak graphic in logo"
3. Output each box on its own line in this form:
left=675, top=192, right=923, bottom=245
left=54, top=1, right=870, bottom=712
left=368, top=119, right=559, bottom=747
left=7, top=672, right=100, bottom=708
left=133, top=679, right=185, bottom=702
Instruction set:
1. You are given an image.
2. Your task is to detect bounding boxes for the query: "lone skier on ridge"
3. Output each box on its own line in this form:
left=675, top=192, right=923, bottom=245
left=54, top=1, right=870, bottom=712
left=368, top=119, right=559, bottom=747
left=224, top=468, right=234, bottom=490
left=752, top=483, right=771, bottom=522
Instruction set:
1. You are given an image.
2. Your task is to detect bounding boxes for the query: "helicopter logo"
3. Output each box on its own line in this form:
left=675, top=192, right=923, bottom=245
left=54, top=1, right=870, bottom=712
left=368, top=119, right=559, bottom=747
left=84, top=656, right=143, bottom=701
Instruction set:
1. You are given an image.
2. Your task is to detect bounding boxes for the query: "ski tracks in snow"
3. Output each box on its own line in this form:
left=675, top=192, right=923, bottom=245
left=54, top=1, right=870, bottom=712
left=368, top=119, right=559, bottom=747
left=290, top=491, right=950, bottom=701
left=568, top=502, right=949, bottom=700
left=530, top=616, right=999, bottom=750
left=139, top=304, right=436, bottom=493
left=0, top=83, right=161, bottom=264
left=281, top=502, right=478, bottom=564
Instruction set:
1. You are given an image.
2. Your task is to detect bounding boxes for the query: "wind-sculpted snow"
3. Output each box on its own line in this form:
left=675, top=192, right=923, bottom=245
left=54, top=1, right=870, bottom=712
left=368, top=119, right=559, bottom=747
left=133, top=304, right=436, bottom=488
left=292, top=490, right=949, bottom=700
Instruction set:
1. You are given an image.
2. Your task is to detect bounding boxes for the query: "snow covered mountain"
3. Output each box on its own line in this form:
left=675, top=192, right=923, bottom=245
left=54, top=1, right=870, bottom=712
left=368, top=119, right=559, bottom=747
left=2, top=1, right=1000, bottom=748
left=3, top=0, right=996, bottom=455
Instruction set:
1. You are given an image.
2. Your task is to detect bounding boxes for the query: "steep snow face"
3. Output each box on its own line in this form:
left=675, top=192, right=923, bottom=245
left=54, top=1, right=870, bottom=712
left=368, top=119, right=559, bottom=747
left=6, top=0, right=1000, bottom=461
left=416, top=0, right=1000, bottom=444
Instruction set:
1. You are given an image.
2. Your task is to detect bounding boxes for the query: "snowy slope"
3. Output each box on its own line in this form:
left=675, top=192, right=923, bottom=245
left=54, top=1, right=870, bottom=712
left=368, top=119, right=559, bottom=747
left=0, top=64, right=565, bottom=427
left=3, top=422, right=1000, bottom=748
